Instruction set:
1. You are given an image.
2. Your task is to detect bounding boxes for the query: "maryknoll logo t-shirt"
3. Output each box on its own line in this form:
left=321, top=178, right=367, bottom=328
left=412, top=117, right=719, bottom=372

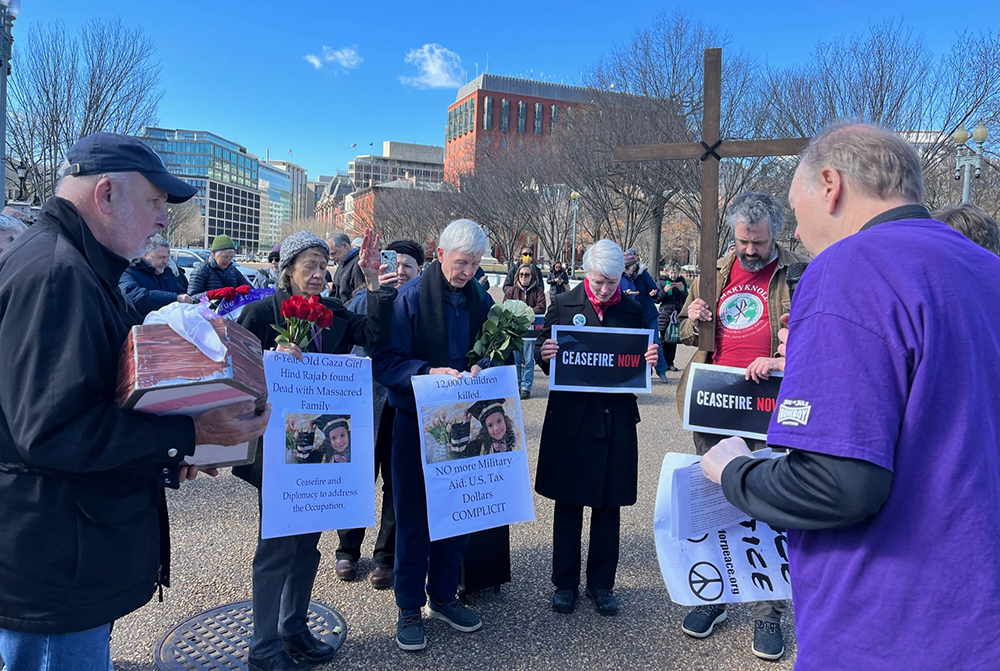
left=712, top=257, right=778, bottom=368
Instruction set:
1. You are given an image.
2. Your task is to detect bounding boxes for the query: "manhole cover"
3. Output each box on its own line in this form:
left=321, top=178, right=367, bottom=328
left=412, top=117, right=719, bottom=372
left=153, top=600, right=346, bottom=670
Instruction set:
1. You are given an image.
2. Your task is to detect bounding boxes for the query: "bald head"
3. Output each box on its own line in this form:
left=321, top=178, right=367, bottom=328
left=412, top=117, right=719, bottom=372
left=789, top=123, right=924, bottom=256
left=798, top=123, right=923, bottom=204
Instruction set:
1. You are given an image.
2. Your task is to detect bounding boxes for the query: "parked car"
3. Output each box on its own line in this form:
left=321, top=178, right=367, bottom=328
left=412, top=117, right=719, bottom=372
left=169, top=248, right=259, bottom=285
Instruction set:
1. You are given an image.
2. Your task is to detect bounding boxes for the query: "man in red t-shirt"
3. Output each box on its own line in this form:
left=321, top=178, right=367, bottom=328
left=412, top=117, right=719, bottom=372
left=674, top=192, right=810, bottom=661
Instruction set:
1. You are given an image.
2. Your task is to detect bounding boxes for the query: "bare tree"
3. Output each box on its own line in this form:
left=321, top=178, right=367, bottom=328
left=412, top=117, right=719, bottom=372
left=564, top=11, right=776, bottom=258
left=367, top=183, right=455, bottom=246
left=764, top=21, right=999, bottom=215
left=6, top=18, right=163, bottom=203
left=166, top=200, right=205, bottom=248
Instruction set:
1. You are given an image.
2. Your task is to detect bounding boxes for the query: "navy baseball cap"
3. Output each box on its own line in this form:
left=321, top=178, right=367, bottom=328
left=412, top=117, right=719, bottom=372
left=66, top=132, right=198, bottom=203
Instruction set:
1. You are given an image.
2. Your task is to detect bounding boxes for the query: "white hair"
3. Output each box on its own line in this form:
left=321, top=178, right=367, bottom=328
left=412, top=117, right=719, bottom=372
left=583, top=239, right=625, bottom=279
left=144, top=234, right=169, bottom=255
left=55, top=163, right=135, bottom=198
left=439, top=218, right=488, bottom=256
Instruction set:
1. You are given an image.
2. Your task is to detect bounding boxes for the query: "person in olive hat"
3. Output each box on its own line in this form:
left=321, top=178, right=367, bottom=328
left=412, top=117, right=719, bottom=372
left=187, top=233, right=250, bottom=297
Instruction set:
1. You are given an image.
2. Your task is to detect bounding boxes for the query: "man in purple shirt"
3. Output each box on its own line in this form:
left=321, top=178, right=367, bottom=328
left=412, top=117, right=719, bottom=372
left=702, top=123, right=999, bottom=669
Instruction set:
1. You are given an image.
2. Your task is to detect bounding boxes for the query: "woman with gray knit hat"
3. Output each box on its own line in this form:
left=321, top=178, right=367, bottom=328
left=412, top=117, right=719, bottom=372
left=233, top=228, right=397, bottom=671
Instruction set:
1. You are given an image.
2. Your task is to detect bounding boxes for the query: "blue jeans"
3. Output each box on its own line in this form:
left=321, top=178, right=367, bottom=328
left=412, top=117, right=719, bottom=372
left=648, top=316, right=666, bottom=376
left=513, top=339, right=535, bottom=392
left=0, top=623, right=113, bottom=671
left=392, top=409, right=469, bottom=611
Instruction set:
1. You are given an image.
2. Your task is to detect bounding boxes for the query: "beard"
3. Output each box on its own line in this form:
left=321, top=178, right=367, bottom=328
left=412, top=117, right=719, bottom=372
left=738, top=245, right=776, bottom=273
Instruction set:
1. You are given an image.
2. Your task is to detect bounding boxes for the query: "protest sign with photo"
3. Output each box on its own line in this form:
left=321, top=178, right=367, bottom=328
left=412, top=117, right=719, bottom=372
left=549, top=325, right=653, bottom=393
left=411, top=365, right=535, bottom=541
left=260, top=351, right=375, bottom=540
left=683, top=362, right=783, bottom=440
left=654, top=452, right=792, bottom=606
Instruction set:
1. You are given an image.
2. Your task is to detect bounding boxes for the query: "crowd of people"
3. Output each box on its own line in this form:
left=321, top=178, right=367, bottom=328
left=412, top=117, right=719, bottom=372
left=0, top=124, right=997, bottom=671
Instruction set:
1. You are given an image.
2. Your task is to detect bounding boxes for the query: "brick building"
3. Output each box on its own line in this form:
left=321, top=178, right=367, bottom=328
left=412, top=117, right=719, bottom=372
left=444, top=74, right=595, bottom=184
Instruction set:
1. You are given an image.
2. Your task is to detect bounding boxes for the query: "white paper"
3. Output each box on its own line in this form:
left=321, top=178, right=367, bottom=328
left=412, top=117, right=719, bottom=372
left=670, top=449, right=775, bottom=539
left=260, top=351, right=375, bottom=540
left=654, top=452, right=792, bottom=606
left=411, top=366, right=535, bottom=541
left=143, top=302, right=228, bottom=362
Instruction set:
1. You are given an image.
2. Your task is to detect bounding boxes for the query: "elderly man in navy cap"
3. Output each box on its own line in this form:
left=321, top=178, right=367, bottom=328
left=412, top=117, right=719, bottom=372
left=0, top=133, right=271, bottom=670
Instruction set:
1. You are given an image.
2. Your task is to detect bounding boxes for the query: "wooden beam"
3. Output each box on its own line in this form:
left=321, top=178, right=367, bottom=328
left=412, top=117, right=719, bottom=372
left=612, top=137, right=811, bottom=163
left=698, top=48, right=721, bottom=352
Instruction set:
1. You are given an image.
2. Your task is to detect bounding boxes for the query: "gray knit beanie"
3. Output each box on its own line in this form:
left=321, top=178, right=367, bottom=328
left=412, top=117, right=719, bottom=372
left=279, top=231, right=329, bottom=273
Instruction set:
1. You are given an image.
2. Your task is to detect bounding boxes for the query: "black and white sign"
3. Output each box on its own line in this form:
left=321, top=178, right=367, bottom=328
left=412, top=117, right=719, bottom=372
left=550, top=325, right=653, bottom=394
left=683, top=363, right=783, bottom=441
left=523, top=314, right=545, bottom=341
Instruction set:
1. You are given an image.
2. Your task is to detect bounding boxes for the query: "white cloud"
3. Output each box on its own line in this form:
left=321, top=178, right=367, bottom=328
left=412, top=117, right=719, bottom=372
left=304, top=45, right=363, bottom=71
left=399, top=43, right=465, bottom=89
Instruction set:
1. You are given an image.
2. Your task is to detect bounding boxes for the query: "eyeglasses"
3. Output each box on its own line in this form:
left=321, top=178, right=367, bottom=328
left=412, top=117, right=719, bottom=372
left=518, top=272, right=532, bottom=277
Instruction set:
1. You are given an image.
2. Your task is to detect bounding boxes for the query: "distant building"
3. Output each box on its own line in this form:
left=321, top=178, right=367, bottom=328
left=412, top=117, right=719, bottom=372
left=444, top=74, right=596, bottom=184
left=348, top=141, right=444, bottom=189
left=265, top=160, right=308, bottom=223
left=316, top=174, right=356, bottom=228
left=138, top=127, right=262, bottom=251
left=258, top=162, right=291, bottom=250
left=337, top=176, right=450, bottom=235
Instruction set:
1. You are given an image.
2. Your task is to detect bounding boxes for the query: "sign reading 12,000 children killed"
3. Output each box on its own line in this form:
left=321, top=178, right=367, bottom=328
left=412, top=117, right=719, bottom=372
left=411, top=365, right=535, bottom=541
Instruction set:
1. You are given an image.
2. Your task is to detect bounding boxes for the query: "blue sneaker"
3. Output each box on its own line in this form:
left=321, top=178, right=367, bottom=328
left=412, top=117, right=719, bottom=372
left=425, top=598, right=483, bottom=632
left=395, top=609, right=426, bottom=651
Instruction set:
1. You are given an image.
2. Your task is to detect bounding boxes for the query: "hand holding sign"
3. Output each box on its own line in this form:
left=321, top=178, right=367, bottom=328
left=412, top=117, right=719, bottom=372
left=776, top=313, right=790, bottom=364
left=644, top=343, right=659, bottom=367
left=539, top=338, right=559, bottom=363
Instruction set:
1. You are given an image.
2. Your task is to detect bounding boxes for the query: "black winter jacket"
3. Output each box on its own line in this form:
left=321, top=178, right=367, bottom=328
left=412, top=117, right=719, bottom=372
left=186, top=257, right=250, bottom=297
left=119, top=257, right=188, bottom=317
left=0, top=197, right=196, bottom=634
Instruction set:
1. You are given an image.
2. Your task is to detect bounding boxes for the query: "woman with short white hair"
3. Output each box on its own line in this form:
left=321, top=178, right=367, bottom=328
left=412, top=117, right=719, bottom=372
left=534, top=239, right=658, bottom=617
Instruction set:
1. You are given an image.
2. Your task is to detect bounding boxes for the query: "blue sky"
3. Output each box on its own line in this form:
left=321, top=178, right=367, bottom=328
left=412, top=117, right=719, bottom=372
left=16, top=1, right=998, bottom=180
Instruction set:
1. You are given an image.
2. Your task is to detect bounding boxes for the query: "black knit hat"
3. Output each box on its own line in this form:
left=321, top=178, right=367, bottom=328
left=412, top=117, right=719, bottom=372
left=387, top=239, right=424, bottom=267
left=469, top=399, right=506, bottom=423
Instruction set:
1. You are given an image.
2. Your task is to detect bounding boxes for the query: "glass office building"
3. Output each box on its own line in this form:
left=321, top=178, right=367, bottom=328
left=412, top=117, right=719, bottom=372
left=258, top=162, right=291, bottom=250
left=139, top=127, right=262, bottom=251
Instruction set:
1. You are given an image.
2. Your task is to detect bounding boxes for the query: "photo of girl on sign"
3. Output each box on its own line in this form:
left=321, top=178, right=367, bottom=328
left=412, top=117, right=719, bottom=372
left=284, top=412, right=352, bottom=464
left=421, top=398, right=523, bottom=465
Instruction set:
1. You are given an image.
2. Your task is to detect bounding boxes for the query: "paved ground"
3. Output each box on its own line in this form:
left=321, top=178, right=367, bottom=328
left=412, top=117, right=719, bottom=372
left=109, top=342, right=797, bottom=671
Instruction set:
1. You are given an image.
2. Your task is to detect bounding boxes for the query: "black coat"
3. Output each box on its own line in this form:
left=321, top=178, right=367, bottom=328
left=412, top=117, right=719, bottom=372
left=332, top=249, right=367, bottom=304
left=232, top=287, right=396, bottom=488
left=0, top=197, right=197, bottom=634
left=533, top=283, right=643, bottom=508
left=119, top=257, right=188, bottom=317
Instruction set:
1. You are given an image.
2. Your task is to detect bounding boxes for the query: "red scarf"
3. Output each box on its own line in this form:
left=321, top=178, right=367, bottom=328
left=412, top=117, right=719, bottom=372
left=583, top=278, right=621, bottom=322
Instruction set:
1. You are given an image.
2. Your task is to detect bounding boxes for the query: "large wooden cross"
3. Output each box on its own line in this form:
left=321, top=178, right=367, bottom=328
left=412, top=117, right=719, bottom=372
left=613, top=48, right=809, bottom=351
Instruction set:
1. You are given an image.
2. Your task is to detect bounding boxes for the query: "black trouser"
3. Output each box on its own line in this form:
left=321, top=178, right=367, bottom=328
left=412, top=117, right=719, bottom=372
left=336, top=404, right=396, bottom=568
left=551, top=501, right=621, bottom=591
left=660, top=339, right=678, bottom=368
left=251, top=494, right=321, bottom=658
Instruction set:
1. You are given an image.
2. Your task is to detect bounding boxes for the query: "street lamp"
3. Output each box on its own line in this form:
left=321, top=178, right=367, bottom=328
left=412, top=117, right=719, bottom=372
left=954, top=121, right=989, bottom=204
left=16, top=159, right=25, bottom=200
left=0, top=0, right=20, bottom=207
left=570, top=190, right=581, bottom=276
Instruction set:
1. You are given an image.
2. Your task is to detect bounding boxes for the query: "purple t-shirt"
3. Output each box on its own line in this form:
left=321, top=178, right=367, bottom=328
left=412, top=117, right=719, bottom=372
left=768, top=218, right=1000, bottom=670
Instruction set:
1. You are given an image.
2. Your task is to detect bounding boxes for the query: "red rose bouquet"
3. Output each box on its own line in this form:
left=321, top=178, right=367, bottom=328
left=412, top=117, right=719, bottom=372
left=271, top=294, right=335, bottom=349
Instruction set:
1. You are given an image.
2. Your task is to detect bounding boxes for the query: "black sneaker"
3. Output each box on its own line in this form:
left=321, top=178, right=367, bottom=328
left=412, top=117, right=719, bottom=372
left=584, top=587, right=619, bottom=616
left=681, top=605, right=727, bottom=638
left=752, top=620, right=784, bottom=661
left=551, top=587, right=578, bottom=614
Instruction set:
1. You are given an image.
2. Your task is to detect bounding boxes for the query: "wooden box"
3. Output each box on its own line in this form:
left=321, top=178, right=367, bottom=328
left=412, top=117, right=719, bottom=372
left=116, top=317, right=266, bottom=468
